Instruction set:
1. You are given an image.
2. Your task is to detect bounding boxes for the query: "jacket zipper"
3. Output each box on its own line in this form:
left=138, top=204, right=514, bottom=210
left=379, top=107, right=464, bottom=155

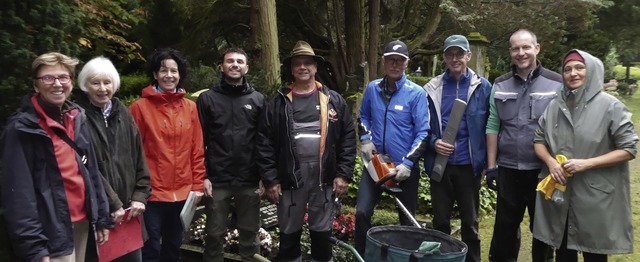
left=280, top=91, right=299, bottom=189
left=319, top=93, right=330, bottom=189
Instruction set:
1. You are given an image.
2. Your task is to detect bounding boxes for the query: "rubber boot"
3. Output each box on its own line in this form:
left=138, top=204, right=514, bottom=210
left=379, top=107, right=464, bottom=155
left=309, top=230, right=333, bottom=262
left=278, top=230, right=302, bottom=261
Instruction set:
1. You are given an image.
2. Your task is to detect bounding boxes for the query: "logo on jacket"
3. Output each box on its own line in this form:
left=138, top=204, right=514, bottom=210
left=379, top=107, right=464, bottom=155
left=328, top=108, right=338, bottom=122
left=244, top=104, right=253, bottom=110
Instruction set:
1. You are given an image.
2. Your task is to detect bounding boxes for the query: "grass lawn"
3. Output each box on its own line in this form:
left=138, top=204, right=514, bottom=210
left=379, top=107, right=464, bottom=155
left=474, top=91, right=640, bottom=261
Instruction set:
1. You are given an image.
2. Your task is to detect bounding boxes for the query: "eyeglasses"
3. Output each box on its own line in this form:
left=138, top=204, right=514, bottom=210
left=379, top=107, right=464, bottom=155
left=384, top=57, right=407, bottom=66
left=444, top=52, right=467, bottom=60
left=34, top=74, right=72, bottom=85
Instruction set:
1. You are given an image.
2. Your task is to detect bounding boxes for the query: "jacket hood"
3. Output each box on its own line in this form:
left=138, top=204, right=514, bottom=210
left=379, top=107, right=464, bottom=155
left=141, top=85, right=186, bottom=101
left=563, top=49, right=604, bottom=104
left=212, top=77, right=254, bottom=95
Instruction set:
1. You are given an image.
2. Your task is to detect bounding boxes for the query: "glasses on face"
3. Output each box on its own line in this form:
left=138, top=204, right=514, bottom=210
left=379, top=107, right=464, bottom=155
left=444, top=52, right=467, bottom=60
left=385, top=57, right=407, bottom=66
left=34, top=74, right=72, bottom=85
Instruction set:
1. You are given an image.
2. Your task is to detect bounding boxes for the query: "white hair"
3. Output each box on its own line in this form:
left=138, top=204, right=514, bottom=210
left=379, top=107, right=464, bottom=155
left=77, top=56, right=121, bottom=93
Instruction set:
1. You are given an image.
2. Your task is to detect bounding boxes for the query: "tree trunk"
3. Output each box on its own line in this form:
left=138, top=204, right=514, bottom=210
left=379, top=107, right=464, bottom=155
left=250, top=0, right=280, bottom=92
left=344, top=0, right=365, bottom=91
left=368, top=0, right=380, bottom=81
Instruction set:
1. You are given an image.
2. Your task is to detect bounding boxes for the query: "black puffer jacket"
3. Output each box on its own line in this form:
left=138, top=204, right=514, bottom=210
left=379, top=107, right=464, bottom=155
left=75, top=95, right=151, bottom=212
left=196, top=79, right=265, bottom=187
left=257, top=84, right=357, bottom=189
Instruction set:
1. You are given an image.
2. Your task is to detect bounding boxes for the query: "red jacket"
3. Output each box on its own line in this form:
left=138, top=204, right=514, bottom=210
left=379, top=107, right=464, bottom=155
left=129, top=86, right=205, bottom=202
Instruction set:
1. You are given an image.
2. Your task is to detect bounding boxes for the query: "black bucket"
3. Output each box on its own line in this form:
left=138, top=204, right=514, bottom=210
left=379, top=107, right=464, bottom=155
left=365, top=225, right=467, bottom=262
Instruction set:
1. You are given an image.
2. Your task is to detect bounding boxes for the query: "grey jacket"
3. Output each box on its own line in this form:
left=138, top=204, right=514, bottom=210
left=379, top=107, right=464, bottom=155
left=533, top=50, right=638, bottom=254
left=490, top=63, right=562, bottom=170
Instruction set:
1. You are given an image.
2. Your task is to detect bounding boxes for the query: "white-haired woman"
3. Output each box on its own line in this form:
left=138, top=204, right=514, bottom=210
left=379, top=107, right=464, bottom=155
left=75, top=56, right=151, bottom=262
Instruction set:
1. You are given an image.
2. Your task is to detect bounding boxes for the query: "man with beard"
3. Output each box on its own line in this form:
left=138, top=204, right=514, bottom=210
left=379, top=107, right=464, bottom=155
left=197, top=47, right=266, bottom=262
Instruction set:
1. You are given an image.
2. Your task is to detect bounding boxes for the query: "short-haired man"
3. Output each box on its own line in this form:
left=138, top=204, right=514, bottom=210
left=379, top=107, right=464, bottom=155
left=486, top=29, right=562, bottom=262
left=258, top=41, right=356, bottom=262
left=196, top=47, right=265, bottom=262
left=355, top=40, right=430, bottom=256
left=423, top=35, right=492, bottom=262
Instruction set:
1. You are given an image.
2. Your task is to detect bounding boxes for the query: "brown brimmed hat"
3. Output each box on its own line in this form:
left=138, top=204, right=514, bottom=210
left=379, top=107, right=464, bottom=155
left=283, top=41, right=325, bottom=67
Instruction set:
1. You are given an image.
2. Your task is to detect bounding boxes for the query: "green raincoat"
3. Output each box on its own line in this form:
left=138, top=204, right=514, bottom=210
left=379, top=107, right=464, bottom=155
left=532, top=50, right=638, bottom=254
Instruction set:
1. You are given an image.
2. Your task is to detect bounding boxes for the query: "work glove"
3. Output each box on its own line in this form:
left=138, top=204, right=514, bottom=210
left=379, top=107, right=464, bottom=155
left=360, top=139, right=376, bottom=162
left=395, top=164, right=412, bottom=181
left=486, top=167, right=499, bottom=191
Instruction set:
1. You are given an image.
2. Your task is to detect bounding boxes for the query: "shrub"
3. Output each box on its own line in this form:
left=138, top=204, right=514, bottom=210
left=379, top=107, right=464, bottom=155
left=185, top=64, right=220, bottom=93
left=345, top=153, right=497, bottom=219
left=406, top=75, right=432, bottom=87
left=119, top=73, right=148, bottom=98
left=617, top=82, right=631, bottom=96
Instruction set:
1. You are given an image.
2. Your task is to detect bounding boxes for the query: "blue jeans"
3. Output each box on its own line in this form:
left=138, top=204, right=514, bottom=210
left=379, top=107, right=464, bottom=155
left=142, top=201, right=185, bottom=262
left=354, top=166, right=420, bottom=256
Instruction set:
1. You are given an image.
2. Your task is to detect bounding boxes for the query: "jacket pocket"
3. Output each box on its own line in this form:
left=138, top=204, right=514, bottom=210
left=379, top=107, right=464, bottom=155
left=529, top=92, right=557, bottom=119
left=494, top=92, right=519, bottom=120
left=586, top=175, right=614, bottom=194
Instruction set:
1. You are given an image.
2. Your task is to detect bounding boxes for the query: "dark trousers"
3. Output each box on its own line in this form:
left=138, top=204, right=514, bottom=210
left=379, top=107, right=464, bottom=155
left=355, top=166, right=420, bottom=256
left=142, top=201, right=185, bottom=262
left=555, top=217, right=607, bottom=262
left=203, top=186, right=261, bottom=262
left=430, top=165, right=481, bottom=262
left=489, top=167, right=552, bottom=262
left=113, top=248, right=142, bottom=262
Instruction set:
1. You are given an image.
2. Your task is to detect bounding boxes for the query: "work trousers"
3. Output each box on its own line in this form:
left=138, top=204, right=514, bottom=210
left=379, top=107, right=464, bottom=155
left=203, top=185, right=261, bottom=262
left=277, top=161, right=335, bottom=262
left=489, top=167, right=552, bottom=262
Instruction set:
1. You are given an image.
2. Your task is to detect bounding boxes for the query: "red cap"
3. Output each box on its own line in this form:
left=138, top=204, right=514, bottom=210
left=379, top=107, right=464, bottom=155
left=563, top=51, right=584, bottom=66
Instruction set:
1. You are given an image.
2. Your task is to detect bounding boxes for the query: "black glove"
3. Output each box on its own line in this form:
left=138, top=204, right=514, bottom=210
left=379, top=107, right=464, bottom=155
left=486, top=167, right=499, bottom=191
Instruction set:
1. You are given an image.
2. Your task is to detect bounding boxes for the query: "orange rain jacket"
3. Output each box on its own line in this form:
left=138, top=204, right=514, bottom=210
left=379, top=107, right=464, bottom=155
left=129, top=85, right=205, bottom=202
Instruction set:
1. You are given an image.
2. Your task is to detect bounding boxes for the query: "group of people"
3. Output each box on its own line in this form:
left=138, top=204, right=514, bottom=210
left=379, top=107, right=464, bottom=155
left=1, top=27, right=635, bottom=262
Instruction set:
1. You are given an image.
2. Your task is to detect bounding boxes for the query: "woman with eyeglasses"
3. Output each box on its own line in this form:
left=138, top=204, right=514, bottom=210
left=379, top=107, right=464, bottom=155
left=1, top=52, right=112, bottom=262
left=75, top=56, right=151, bottom=261
left=128, top=48, right=205, bottom=262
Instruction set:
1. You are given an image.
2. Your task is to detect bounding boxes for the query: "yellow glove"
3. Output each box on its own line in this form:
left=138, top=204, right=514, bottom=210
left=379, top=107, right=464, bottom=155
left=536, top=154, right=573, bottom=200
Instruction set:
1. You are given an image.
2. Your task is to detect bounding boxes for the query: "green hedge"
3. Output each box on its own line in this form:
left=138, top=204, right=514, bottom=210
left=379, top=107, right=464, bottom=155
left=119, top=73, right=148, bottom=98
left=344, top=154, right=497, bottom=217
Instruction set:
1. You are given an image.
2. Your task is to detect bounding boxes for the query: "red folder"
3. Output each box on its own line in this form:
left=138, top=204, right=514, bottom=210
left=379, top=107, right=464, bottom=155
left=98, top=209, right=144, bottom=261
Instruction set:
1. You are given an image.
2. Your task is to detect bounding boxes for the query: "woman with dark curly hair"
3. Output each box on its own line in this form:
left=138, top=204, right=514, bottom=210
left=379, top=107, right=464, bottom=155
left=129, top=48, right=205, bottom=262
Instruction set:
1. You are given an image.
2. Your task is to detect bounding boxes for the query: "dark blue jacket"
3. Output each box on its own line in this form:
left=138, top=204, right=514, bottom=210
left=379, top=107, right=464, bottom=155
left=423, top=69, right=492, bottom=177
left=1, top=96, right=111, bottom=261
